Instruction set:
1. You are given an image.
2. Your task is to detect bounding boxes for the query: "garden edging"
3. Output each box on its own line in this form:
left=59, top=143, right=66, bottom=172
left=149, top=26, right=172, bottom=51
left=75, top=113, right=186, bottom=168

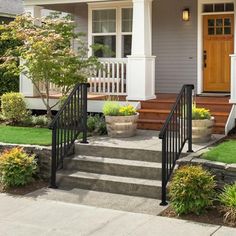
left=177, top=149, right=236, bottom=187
left=0, top=143, right=51, bottom=180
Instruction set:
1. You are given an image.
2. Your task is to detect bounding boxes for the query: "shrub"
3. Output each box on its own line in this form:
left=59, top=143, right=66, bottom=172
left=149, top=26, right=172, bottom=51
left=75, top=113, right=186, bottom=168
left=169, top=165, right=216, bottom=215
left=32, top=115, right=50, bottom=128
left=1, top=92, right=30, bottom=124
left=103, top=102, right=121, bottom=116
left=87, top=115, right=107, bottom=135
left=192, top=106, right=211, bottom=120
left=219, top=183, right=236, bottom=226
left=119, top=104, right=136, bottom=116
left=0, top=147, right=37, bottom=187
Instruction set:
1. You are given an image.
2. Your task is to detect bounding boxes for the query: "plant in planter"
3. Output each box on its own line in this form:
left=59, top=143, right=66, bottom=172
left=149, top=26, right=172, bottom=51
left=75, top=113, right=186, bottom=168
left=103, top=102, right=138, bottom=138
left=192, top=106, right=214, bottom=143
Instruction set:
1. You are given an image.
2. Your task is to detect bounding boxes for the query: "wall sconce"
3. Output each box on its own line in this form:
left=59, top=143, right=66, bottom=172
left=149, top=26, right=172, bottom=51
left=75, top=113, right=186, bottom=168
left=182, top=8, right=190, bottom=21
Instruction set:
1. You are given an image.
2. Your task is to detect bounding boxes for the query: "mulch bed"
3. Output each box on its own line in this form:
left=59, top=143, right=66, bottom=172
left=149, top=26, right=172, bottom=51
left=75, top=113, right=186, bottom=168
left=0, top=180, right=48, bottom=195
left=160, top=205, right=236, bottom=228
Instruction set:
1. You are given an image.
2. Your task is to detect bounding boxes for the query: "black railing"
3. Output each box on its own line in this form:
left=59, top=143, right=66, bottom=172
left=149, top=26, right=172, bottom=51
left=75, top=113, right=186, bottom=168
left=159, top=84, right=194, bottom=205
left=49, top=83, right=89, bottom=188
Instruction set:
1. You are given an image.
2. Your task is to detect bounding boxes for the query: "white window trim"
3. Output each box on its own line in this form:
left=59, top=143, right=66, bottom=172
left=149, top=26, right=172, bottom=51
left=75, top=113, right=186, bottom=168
left=88, top=1, right=133, bottom=58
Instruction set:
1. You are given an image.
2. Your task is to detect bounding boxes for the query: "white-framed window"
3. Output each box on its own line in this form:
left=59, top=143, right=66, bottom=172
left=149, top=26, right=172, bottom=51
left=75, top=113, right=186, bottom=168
left=88, top=3, right=133, bottom=58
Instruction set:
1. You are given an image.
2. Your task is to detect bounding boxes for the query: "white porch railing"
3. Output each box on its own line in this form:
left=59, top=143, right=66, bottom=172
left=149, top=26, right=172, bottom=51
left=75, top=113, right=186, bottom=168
left=230, top=54, right=236, bottom=103
left=88, top=58, right=127, bottom=95
left=38, top=82, right=62, bottom=95
left=38, top=58, right=128, bottom=96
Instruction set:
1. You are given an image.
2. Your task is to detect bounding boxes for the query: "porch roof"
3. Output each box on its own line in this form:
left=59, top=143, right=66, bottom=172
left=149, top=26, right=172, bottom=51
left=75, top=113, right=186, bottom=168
left=24, top=0, right=124, bottom=6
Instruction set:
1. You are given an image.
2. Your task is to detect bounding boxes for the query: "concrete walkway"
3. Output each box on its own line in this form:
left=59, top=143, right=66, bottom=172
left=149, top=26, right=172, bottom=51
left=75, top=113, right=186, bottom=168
left=0, top=193, right=235, bottom=236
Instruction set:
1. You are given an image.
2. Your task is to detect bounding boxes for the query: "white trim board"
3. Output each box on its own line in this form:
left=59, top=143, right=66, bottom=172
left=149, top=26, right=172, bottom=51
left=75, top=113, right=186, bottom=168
left=197, top=0, right=236, bottom=94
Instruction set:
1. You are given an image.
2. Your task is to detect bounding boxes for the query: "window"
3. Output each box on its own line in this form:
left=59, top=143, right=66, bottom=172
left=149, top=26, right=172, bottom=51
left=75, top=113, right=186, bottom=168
left=203, top=3, right=234, bottom=13
left=90, top=6, right=133, bottom=58
left=207, top=16, right=233, bottom=36
left=122, top=8, right=133, bottom=57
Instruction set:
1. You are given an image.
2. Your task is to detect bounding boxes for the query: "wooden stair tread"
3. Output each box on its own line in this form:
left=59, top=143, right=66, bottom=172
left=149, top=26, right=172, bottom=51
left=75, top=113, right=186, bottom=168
left=138, top=119, right=166, bottom=124
left=138, top=109, right=170, bottom=114
left=138, top=109, right=229, bottom=116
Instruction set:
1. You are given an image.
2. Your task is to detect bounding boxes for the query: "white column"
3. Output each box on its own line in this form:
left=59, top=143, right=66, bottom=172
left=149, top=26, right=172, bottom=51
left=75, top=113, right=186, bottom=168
left=230, top=55, right=236, bottom=103
left=19, top=6, right=42, bottom=97
left=127, top=0, right=156, bottom=101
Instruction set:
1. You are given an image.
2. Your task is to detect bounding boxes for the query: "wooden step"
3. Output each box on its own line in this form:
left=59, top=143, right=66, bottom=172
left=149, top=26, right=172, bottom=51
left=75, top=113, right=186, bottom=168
left=138, top=95, right=232, bottom=134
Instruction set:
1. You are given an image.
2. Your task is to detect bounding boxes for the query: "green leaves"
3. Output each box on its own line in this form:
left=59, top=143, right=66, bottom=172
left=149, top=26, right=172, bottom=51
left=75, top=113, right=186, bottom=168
left=169, top=165, right=216, bottom=215
left=0, top=14, right=100, bottom=118
left=0, top=147, right=37, bottom=187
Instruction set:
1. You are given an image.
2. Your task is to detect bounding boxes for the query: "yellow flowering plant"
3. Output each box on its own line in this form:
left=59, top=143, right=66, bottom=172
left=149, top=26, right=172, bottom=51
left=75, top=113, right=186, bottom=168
left=119, top=105, right=136, bottom=116
left=0, top=147, right=37, bottom=187
left=192, top=106, right=211, bottom=120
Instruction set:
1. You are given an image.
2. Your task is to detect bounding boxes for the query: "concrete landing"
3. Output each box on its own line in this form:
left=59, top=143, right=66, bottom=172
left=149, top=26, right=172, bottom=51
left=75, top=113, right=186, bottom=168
left=84, top=130, right=224, bottom=152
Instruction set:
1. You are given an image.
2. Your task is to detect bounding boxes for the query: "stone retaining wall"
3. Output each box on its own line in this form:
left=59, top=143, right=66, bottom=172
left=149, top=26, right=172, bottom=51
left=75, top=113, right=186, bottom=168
left=177, top=149, right=236, bottom=187
left=0, top=143, right=51, bottom=180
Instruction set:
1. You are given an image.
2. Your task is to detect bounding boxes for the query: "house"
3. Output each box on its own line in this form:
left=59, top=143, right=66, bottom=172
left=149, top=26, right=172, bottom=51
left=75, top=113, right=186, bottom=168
left=0, top=0, right=23, bottom=23
left=20, top=0, right=236, bottom=134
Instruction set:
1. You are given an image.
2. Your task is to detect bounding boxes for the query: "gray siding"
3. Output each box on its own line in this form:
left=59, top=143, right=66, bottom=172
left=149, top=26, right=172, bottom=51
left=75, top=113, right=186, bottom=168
left=0, top=0, right=23, bottom=15
left=74, top=3, right=88, bottom=42
left=152, top=0, right=197, bottom=93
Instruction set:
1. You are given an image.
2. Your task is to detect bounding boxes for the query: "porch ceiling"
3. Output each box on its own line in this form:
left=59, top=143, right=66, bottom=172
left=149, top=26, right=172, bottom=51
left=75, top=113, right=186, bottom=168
left=24, top=0, right=124, bottom=6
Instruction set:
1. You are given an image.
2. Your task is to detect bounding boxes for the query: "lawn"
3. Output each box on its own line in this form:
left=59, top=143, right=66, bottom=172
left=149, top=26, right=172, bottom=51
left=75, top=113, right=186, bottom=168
left=0, top=125, right=51, bottom=146
left=202, top=140, right=236, bottom=164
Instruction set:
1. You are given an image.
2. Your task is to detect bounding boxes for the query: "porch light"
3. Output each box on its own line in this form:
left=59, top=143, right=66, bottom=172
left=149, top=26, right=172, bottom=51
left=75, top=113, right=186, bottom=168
left=182, top=8, right=190, bottom=21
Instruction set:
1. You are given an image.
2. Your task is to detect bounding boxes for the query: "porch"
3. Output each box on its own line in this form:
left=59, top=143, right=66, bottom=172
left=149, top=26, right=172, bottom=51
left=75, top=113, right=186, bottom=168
left=20, top=0, right=236, bottom=135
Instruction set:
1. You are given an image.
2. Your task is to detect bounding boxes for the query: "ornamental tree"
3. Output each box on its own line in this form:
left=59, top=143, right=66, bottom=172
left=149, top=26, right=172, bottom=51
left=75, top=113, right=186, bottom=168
left=0, top=14, right=99, bottom=118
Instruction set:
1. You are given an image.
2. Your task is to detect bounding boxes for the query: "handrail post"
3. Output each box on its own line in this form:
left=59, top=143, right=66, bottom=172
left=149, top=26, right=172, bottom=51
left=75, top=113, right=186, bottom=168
left=187, top=85, right=194, bottom=153
left=160, top=135, right=168, bottom=206
left=50, top=127, right=57, bottom=188
left=81, top=83, right=88, bottom=144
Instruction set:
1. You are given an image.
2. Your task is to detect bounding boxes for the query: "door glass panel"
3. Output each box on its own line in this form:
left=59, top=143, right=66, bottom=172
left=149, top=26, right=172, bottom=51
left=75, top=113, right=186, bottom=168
left=216, top=27, right=223, bottom=35
left=208, top=28, right=215, bottom=35
left=208, top=19, right=215, bottom=27
left=224, top=18, right=231, bottom=26
left=224, top=27, right=231, bottom=34
left=216, top=19, right=223, bottom=26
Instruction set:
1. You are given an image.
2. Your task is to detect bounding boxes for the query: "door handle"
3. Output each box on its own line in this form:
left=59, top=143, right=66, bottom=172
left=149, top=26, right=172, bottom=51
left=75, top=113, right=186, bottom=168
left=203, top=50, right=207, bottom=68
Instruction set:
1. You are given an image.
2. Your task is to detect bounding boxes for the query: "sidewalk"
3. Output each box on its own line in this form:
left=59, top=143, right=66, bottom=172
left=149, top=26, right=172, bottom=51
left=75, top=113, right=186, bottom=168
left=0, top=193, right=235, bottom=236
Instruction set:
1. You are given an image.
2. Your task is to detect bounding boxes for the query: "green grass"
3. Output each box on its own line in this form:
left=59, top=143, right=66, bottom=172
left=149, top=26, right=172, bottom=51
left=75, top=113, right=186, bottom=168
left=202, top=140, right=236, bottom=164
left=0, top=125, right=51, bottom=146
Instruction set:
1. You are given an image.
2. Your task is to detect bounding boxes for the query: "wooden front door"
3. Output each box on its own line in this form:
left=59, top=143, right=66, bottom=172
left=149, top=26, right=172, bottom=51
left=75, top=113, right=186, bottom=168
left=203, top=14, right=234, bottom=92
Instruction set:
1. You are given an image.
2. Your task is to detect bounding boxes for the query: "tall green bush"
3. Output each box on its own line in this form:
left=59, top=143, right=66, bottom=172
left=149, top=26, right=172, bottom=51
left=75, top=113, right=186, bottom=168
left=0, top=23, right=21, bottom=96
left=1, top=92, right=29, bottom=124
left=0, top=147, right=37, bottom=187
left=169, top=165, right=216, bottom=215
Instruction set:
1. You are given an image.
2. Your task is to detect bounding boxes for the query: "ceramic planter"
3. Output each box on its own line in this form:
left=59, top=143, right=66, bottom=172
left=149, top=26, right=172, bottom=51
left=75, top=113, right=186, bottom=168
left=192, top=117, right=215, bottom=143
left=105, top=114, right=139, bottom=138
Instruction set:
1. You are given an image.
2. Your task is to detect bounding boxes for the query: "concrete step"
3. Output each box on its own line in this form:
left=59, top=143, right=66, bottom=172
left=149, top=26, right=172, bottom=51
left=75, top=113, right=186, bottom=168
left=57, top=170, right=162, bottom=199
left=27, top=188, right=167, bottom=215
left=64, top=155, right=162, bottom=180
left=75, top=143, right=162, bottom=163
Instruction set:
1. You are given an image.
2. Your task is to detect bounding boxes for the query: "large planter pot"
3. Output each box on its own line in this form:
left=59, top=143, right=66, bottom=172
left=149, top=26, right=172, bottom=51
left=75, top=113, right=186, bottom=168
left=105, top=114, right=139, bottom=138
left=192, top=117, right=215, bottom=143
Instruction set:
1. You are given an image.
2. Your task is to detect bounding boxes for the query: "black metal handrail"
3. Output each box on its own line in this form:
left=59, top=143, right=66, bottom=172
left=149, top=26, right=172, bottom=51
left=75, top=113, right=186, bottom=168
left=49, top=83, right=89, bottom=188
left=159, top=84, right=194, bottom=205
